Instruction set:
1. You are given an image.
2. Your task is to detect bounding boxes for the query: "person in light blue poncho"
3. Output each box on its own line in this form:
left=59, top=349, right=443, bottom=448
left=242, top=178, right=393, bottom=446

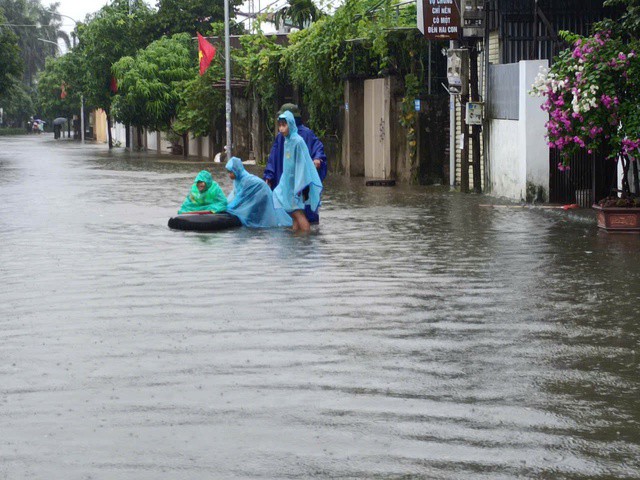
left=272, top=110, right=323, bottom=232
left=225, top=157, right=293, bottom=228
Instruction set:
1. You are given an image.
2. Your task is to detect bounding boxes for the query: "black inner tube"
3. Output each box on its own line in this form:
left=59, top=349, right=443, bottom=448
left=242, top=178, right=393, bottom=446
left=168, top=213, right=242, bottom=232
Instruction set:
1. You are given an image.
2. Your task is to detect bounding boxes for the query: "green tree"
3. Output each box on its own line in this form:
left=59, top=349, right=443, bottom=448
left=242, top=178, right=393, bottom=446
left=36, top=50, right=87, bottom=120
left=76, top=0, right=155, bottom=147
left=0, top=0, right=69, bottom=86
left=173, top=59, right=225, bottom=139
left=112, top=33, right=196, bottom=143
left=274, top=0, right=323, bottom=31
left=0, top=9, right=23, bottom=97
left=154, top=0, right=244, bottom=37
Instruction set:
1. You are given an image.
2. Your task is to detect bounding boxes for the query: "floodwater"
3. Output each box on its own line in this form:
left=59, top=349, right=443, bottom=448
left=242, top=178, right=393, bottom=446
left=1, top=135, right=639, bottom=480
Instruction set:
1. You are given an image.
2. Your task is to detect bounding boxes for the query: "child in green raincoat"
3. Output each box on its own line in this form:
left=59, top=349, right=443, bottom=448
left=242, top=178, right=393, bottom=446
left=178, top=170, right=227, bottom=214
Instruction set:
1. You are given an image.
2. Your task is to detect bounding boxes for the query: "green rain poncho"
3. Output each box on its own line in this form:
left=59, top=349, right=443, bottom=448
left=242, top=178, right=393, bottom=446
left=178, top=170, right=227, bottom=214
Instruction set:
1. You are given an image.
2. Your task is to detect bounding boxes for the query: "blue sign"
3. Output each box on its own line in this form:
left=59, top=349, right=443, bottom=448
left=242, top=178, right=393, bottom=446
left=414, top=99, right=421, bottom=112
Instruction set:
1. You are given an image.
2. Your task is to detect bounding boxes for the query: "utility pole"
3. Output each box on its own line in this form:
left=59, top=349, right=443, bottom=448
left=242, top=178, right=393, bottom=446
left=469, top=42, right=482, bottom=193
left=460, top=81, right=470, bottom=193
left=81, top=95, right=85, bottom=143
left=128, top=0, right=135, bottom=149
left=224, top=0, right=232, bottom=159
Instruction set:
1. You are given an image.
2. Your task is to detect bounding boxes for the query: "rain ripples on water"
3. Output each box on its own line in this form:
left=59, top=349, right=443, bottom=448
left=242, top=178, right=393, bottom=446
left=1, top=136, right=639, bottom=479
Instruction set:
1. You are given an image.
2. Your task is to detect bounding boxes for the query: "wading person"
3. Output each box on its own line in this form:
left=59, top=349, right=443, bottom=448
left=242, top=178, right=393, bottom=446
left=225, top=156, right=292, bottom=228
left=263, top=103, right=327, bottom=223
left=272, top=111, right=322, bottom=233
left=178, top=170, right=227, bottom=214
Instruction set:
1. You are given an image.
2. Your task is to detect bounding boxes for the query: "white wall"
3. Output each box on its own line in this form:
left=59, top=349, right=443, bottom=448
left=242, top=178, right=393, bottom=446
left=188, top=136, right=199, bottom=157
left=112, top=122, right=126, bottom=146
left=109, top=122, right=217, bottom=159
left=489, top=119, right=525, bottom=199
left=488, top=60, right=549, bottom=202
left=520, top=60, right=549, bottom=197
left=146, top=130, right=159, bottom=152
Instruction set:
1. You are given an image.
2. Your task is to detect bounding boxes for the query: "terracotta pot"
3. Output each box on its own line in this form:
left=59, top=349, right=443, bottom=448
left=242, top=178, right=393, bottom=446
left=592, top=204, right=640, bottom=233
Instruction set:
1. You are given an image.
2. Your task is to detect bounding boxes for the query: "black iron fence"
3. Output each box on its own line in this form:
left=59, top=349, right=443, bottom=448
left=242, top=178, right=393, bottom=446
left=549, top=149, right=618, bottom=206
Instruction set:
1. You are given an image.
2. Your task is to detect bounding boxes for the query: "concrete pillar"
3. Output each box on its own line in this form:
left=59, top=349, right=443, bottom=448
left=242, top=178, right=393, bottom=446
left=342, top=79, right=365, bottom=177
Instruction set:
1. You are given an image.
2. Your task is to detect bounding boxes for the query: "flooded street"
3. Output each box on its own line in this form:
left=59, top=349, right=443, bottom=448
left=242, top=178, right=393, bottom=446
left=1, top=135, right=639, bottom=479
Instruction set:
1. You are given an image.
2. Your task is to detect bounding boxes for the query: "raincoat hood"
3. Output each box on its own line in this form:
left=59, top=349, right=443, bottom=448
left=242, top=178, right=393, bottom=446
left=272, top=112, right=323, bottom=214
left=225, top=158, right=292, bottom=228
left=195, top=170, right=213, bottom=190
left=177, top=170, right=227, bottom=214
left=278, top=110, right=298, bottom=138
left=225, top=157, right=247, bottom=181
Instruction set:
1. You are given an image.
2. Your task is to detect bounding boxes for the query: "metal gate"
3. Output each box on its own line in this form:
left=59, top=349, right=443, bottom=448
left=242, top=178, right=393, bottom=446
left=418, top=95, right=450, bottom=185
left=549, top=149, right=618, bottom=206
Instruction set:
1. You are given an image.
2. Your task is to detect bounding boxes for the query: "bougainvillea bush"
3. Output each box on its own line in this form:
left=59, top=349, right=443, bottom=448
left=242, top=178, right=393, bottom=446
left=531, top=27, right=640, bottom=200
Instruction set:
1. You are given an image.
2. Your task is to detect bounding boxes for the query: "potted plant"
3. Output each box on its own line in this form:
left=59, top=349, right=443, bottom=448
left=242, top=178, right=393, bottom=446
left=532, top=1, right=640, bottom=232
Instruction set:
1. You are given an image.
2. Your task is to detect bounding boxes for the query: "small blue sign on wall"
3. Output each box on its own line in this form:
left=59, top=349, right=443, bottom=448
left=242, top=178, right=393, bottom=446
left=414, top=99, right=421, bottom=112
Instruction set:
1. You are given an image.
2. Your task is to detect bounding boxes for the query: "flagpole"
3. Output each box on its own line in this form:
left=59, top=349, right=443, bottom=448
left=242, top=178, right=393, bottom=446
left=224, top=0, right=232, bottom=159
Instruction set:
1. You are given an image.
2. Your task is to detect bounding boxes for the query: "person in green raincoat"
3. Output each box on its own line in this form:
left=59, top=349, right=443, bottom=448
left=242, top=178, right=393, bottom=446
left=178, top=170, right=227, bottom=214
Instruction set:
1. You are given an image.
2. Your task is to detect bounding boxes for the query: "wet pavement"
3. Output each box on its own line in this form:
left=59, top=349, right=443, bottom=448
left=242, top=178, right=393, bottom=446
left=1, top=134, right=639, bottom=479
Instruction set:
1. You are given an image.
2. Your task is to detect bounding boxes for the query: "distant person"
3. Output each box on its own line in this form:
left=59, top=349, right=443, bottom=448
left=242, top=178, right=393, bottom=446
left=178, top=170, right=227, bottom=214
left=264, top=103, right=327, bottom=223
left=225, top=157, right=292, bottom=228
left=272, top=111, right=322, bottom=233
left=73, top=116, right=80, bottom=140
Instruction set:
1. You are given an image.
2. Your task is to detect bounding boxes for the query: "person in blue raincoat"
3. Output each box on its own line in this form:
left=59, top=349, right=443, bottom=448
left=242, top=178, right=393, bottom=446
left=225, top=157, right=292, bottom=228
left=263, top=103, right=327, bottom=223
left=272, top=111, right=323, bottom=233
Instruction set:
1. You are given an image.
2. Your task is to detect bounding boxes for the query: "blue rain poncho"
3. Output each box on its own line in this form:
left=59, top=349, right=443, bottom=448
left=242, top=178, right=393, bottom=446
left=178, top=170, right=228, bottom=214
left=272, top=111, right=323, bottom=214
left=264, top=118, right=327, bottom=223
left=225, top=157, right=293, bottom=228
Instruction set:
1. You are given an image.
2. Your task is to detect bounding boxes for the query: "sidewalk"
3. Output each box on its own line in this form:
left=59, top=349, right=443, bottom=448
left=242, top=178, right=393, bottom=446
left=479, top=201, right=598, bottom=225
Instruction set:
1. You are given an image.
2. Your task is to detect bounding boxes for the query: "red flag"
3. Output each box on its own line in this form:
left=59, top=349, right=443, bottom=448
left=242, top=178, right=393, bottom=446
left=109, top=76, right=118, bottom=93
left=197, top=32, right=216, bottom=76
left=60, top=82, right=67, bottom=99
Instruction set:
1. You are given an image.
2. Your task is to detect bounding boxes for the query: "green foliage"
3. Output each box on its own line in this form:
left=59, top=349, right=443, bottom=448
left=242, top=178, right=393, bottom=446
left=601, top=0, right=640, bottom=38
left=76, top=0, right=156, bottom=115
left=0, top=10, right=22, bottom=96
left=236, top=26, right=286, bottom=120
left=36, top=52, right=87, bottom=119
left=0, top=78, right=32, bottom=125
left=399, top=73, right=419, bottom=168
left=274, top=0, right=428, bottom=135
left=274, top=0, right=324, bottom=30
left=154, top=0, right=244, bottom=37
left=173, top=63, right=225, bottom=138
left=0, top=0, right=68, bottom=86
left=112, top=33, right=196, bottom=133
left=0, top=127, right=29, bottom=135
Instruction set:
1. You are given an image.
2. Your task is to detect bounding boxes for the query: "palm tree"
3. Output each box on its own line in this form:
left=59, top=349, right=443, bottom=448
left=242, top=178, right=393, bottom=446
left=0, top=0, right=70, bottom=86
left=274, top=0, right=323, bottom=31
